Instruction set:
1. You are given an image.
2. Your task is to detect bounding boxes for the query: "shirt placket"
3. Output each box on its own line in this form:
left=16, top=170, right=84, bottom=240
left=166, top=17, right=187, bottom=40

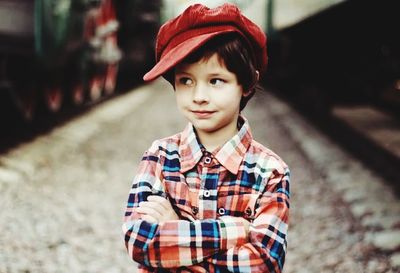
left=197, top=152, right=219, bottom=219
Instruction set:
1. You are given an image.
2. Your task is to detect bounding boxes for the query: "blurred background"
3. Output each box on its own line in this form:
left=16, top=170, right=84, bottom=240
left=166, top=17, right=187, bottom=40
left=0, top=0, right=399, bottom=272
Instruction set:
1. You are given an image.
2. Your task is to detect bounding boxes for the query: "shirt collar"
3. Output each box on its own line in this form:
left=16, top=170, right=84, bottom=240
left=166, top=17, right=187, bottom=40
left=179, top=116, right=253, bottom=174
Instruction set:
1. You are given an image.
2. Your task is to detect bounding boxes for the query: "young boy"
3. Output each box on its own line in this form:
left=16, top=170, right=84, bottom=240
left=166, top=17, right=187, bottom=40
left=123, top=3, right=290, bottom=273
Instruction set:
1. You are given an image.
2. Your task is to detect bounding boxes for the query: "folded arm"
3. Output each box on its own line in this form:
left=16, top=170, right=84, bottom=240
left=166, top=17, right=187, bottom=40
left=206, top=168, right=290, bottom=272
left=123, top=148, right=249, bottom=268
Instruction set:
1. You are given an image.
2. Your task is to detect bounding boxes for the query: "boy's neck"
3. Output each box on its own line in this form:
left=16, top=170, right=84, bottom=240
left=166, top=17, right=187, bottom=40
left=195, top=119, right=239, bottom=152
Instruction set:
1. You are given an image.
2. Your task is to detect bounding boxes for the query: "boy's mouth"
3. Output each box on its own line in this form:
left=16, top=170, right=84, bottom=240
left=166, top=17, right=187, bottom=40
left=191, top=110, right=216, bottom=118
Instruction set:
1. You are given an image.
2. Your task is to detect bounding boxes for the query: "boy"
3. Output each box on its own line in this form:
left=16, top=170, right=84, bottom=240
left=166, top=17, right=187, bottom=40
left=123, top=3, right=290, bottom=273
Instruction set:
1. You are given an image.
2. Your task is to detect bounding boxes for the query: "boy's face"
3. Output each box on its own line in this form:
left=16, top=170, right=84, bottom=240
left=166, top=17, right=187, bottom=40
left=174, top=53, right=243, bottom=137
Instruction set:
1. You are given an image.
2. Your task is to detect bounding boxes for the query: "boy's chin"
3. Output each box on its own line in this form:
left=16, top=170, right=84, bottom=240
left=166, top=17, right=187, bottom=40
left=189, top=119, right=217, bottom=131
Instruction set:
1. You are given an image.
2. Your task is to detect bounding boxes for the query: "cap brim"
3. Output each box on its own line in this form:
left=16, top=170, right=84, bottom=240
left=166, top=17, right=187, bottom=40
left=143, top=29, right=236, bottom=81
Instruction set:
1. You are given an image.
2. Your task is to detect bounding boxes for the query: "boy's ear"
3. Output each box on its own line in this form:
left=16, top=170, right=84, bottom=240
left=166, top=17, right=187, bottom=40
left=242, top=89, right=252, bottom=97
left=242, top=70, right=260, bottom=97
left=243, top=89, right=255, bottom=98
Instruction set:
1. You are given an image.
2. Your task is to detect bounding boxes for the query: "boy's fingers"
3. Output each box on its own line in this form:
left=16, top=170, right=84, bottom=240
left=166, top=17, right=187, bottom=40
left=140, top=200, right=163, bottom=210
left=139, top=200, right=169, bottom=216
left=147, top=195, right=171, bottom=210
left=136, top=205, right=163, bottom=219
left=141, top=214, right=158, bottom=224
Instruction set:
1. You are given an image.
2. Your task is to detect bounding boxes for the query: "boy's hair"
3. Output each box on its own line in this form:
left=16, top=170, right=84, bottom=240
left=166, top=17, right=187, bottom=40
left=165, top=33, right=259, bottom=111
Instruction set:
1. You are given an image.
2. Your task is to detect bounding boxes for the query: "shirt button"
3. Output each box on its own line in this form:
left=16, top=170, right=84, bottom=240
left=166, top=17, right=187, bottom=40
left=203, top=190, right=211, bottom=198
left=204, top=156, right=212, bottom=164
left=218, top=207, right=226, bottom=215
left=245, top=207, right=252, bottom=217
left=191, top=206, right=199, bottom=215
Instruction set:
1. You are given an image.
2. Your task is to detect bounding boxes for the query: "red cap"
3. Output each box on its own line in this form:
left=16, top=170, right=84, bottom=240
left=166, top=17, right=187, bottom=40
left=143, top=3, right=267, bottom=81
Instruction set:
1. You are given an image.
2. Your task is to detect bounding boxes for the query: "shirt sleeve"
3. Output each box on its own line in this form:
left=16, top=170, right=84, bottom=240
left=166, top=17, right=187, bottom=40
left=207, top=167, right=291, bottom=273
left=122, top=148, right=249, bottom=268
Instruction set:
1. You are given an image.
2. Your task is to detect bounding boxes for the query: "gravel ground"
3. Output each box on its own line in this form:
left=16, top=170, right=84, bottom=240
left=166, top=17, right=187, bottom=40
left=0, top=79, right=398, bottom=272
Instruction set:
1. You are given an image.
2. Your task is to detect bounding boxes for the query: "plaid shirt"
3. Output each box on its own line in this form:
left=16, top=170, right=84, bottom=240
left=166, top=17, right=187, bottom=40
left=123, top=116, right=290, bottom=273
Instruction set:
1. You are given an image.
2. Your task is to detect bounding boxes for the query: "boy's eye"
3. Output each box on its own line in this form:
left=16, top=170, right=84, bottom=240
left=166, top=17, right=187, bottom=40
left=210, top=78, right=225, bottom=86
left=178, top=77, right=193, bottom=86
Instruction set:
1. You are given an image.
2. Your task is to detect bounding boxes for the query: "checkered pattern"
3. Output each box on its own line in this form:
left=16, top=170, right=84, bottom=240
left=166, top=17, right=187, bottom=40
left=123, top=116, right=290, bottom=272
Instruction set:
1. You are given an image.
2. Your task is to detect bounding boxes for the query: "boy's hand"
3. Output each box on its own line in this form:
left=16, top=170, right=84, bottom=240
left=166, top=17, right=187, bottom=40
left=136, top=195, right=179, bottom=224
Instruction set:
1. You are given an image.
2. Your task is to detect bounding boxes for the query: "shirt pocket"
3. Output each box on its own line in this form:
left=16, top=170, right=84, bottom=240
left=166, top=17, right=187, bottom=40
left=217, top=192, right=260, bottom=222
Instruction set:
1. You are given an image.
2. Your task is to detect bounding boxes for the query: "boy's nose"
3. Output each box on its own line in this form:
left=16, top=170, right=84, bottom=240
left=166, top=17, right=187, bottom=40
left=192, top=84, right=209, bottom=104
